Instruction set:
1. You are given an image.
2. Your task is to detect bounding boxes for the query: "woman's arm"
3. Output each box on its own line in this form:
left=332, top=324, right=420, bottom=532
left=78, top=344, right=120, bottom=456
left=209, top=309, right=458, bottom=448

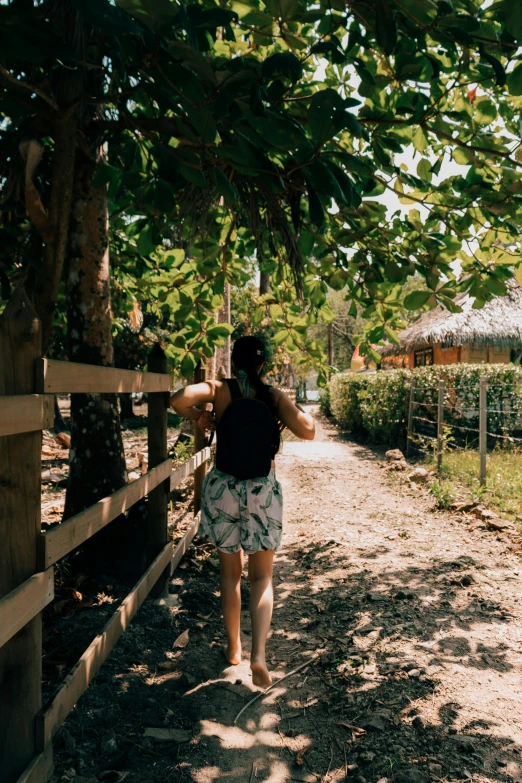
left=170, top=381, right=217, bottom=421
left=273, top=390, right=315, bottom=440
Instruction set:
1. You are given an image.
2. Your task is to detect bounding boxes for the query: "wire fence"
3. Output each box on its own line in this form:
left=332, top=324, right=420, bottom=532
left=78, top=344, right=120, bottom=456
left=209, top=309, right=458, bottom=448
left=407, top=376, right=522, bottom=485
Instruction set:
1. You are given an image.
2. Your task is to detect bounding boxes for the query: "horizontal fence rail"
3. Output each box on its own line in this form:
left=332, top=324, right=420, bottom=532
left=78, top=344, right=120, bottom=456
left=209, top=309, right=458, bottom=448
left=1, top=346, right=211, bottom=783
left=38, top=459, right=172, bottom=570
left=0, top=395, right=54, bottom=437
left=171, top=447, right=211, bottom=491
left=36, top=539, right=173, bottom=749
left=0, top=570, right=54, bottom=650
left=36, top=359, right=172, bottom=394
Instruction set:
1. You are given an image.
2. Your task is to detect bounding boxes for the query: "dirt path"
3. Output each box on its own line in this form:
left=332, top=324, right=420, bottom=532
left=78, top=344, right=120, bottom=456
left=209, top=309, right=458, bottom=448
left=53, top=412, right=522, bottom=783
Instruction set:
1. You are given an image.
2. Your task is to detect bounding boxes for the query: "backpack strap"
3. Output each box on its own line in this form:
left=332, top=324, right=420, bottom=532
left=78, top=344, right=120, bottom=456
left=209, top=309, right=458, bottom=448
left=224, top=378, right=242, bottom=401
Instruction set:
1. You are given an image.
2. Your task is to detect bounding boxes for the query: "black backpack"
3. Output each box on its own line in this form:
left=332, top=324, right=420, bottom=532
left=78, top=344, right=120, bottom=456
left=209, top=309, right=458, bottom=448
left=215, top=379, right=276, bottom=480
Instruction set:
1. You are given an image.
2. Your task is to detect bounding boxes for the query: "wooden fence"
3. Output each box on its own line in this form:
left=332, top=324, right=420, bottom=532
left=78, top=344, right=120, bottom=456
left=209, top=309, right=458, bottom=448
left=407, top=375, right=492, bottom=485
left=0, top=290, right=210, bottom=783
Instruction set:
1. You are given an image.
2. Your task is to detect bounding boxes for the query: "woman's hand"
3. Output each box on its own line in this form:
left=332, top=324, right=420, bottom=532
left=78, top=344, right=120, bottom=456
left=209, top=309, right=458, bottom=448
left=196, top=409, right=216, bottom=432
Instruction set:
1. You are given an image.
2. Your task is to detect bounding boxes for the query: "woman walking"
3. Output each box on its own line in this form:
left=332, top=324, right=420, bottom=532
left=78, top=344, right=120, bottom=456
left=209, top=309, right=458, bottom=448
left=170, top=336, right=315, bottom=687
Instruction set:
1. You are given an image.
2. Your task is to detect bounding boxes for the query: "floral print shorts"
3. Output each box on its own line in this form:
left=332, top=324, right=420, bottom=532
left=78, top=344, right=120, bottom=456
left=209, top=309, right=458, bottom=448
left=200, top=467, right=283, bottom=554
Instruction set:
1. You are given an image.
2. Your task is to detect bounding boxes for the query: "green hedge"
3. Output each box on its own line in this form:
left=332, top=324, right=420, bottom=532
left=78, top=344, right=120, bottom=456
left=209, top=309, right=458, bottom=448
left=326, top=364, right=522, bottom=447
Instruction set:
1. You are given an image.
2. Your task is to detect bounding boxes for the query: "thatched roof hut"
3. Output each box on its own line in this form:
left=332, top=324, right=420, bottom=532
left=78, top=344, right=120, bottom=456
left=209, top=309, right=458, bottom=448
left=379, top=282, right=522, bottom=367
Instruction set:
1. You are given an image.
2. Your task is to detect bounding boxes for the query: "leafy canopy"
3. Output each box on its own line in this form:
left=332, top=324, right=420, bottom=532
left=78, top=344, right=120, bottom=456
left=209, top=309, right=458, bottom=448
left=1, top=0, right=522, bottom=379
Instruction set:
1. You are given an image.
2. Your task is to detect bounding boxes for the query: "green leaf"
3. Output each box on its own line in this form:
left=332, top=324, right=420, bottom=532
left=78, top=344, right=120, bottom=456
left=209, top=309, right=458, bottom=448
left=412, top=127, right=429, bottom=153
left=115, top=0, right=179, bottom=30
left=308, top=89, right=344, bottom=145
left=72, top=0, right=141, bottom=33
left=179, top=164, right=207, bottom=187
left=384, top=324, right=400, bottom=344
left=307, top=187, right=324, bottom=228
left=375, top=0, right=396, bottom=55
left=207, top=323, right=234, bottom=338
left=474, top=97, right=497, bottom=125
left=137, top=223, right=157, bottom=256
left=262, top=52, right=303, bottom=83
left=168, top=40, right=217, bottom=84
left=504, top=4, right=522, bottom=39
left=185, top=106, right=217, bottom=144
left=507, top=62, right=522, bottom=96
left=416, top=158, right=432, bottom=182
left=484, top=276, right=508, bottom=296
left=403, top=290, right=433, bottom=310
left=480, top=48, right=506, bottom=87
left=214, top=168, right=238, bottom=204
left=181, top=352, right=197, bottom=377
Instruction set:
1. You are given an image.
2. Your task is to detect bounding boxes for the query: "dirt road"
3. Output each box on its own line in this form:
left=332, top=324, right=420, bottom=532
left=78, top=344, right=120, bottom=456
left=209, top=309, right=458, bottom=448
left=53, top=412, right=522, bottom=783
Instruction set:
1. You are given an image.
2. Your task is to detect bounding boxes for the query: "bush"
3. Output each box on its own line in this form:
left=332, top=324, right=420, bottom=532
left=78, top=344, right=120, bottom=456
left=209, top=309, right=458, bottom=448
left=319, top=384, right=331, bottom=417
left=329, top=374, right=370, bottom=435
left=324, top=364, right=522, bottom=448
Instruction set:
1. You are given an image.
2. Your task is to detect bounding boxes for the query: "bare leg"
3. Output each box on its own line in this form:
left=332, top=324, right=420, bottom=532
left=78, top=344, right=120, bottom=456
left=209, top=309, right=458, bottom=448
left=248, top=549, right=274, bottom=687
left=218, top=550, right=243, bottom=665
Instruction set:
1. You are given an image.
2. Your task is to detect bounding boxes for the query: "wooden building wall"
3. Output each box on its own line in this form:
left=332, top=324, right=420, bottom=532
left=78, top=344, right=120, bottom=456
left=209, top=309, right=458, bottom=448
left=381, top=343, right=512, bottom=369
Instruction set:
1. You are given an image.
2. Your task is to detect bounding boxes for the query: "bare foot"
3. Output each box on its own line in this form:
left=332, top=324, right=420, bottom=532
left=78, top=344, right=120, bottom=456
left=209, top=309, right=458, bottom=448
left=224, top=644, right=242, bottom=666
left=251, top=658, right=272, bottom=688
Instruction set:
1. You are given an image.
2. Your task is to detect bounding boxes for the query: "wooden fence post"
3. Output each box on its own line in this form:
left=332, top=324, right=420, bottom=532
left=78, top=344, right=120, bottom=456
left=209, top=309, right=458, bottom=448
left=479, top=375, right=487, bottom=486
left=147, top=344, right=169, bottom=596
left=193, top=363, right=208, bottom=514
left=0, top=288, right=48, bottom=782
left=437, top=380, right=444, bottom=472
left=407, top=378, right=416, bottom=458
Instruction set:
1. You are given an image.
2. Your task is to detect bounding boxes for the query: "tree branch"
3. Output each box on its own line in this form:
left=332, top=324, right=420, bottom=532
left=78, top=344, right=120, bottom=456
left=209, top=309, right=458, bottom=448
left=0, top=65, right=60, bottom=112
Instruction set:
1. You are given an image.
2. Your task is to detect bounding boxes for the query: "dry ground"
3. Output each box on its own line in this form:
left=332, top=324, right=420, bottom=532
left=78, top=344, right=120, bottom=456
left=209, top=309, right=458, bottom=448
left=50, top=410, right=522, bottom=783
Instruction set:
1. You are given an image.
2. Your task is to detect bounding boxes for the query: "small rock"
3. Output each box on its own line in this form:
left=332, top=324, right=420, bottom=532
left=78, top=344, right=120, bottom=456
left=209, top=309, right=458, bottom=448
left=487, top=517, right=515, bottom=532
left=366, top=592, right=386, bottom=602
left=428, top=764, right=442, bottom=775
left=386, top=449, right=405, bottom=462
left=412, top=716, right=425, bottom=729
left=359, top=751, right=376, bottom=764
left=60, top=729, right=76, bottom=752
left=451, top=736, right=476, bottom=754
left=408, top=467, right=429, bottom=484
left=346, top=764, right=359, bottom=775
left=448, top=727, right=458, bottom=735
left=100, top=736, right=117, bottom=754
left=393, top=768, right=428, bottom=783
left=360, top=713, right=390, bottom=733
left=285, top=728, right=298, bottom=738
left=388, top=460, right=408, bottom=472
left=407, top=669, right=421, bottom=678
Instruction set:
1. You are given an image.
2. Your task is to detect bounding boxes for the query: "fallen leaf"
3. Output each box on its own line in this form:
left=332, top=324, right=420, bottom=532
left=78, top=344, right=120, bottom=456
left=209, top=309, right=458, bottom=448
left=295, top=747, right=309, bottom=766
left=143, top=728, right=191, bottom=743
left=336, top=722, right=366, bottom=737
left=173, top=629, right=190, bottom=649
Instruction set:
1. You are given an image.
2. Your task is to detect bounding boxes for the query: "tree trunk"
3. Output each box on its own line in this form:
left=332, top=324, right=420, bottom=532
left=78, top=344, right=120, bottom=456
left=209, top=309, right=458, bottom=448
left=260, top=270, right=270, bottom=295
left=327, top=322, right=334, bottom=371
left=63, top=147, right=128, bottom=569
left=119, top=393, right=133, bottom=421
left=33, top=118, right=77, bottom=351
left=214, top=282, right=231, bottom=377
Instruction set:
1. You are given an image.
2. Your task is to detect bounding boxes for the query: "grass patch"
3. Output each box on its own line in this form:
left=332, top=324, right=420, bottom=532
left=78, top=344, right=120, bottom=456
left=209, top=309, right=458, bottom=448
left=433, top=448, right=522, bottom=520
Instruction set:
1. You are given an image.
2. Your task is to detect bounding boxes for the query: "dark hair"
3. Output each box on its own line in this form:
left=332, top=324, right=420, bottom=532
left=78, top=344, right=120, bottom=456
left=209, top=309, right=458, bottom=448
left=231, top=335, right=282, bottom=455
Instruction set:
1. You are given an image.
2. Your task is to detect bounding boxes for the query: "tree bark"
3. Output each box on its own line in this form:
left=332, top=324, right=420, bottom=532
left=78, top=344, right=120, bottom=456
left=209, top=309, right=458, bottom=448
left=63, top=147, right=128, bottom=569
left=214, top=282, right=231, bottom=377
left=260, top=270, right=270, bottom=295
left=119, top=393, right=133, bottom=421
left=33, top=118, right=77, bottom=351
